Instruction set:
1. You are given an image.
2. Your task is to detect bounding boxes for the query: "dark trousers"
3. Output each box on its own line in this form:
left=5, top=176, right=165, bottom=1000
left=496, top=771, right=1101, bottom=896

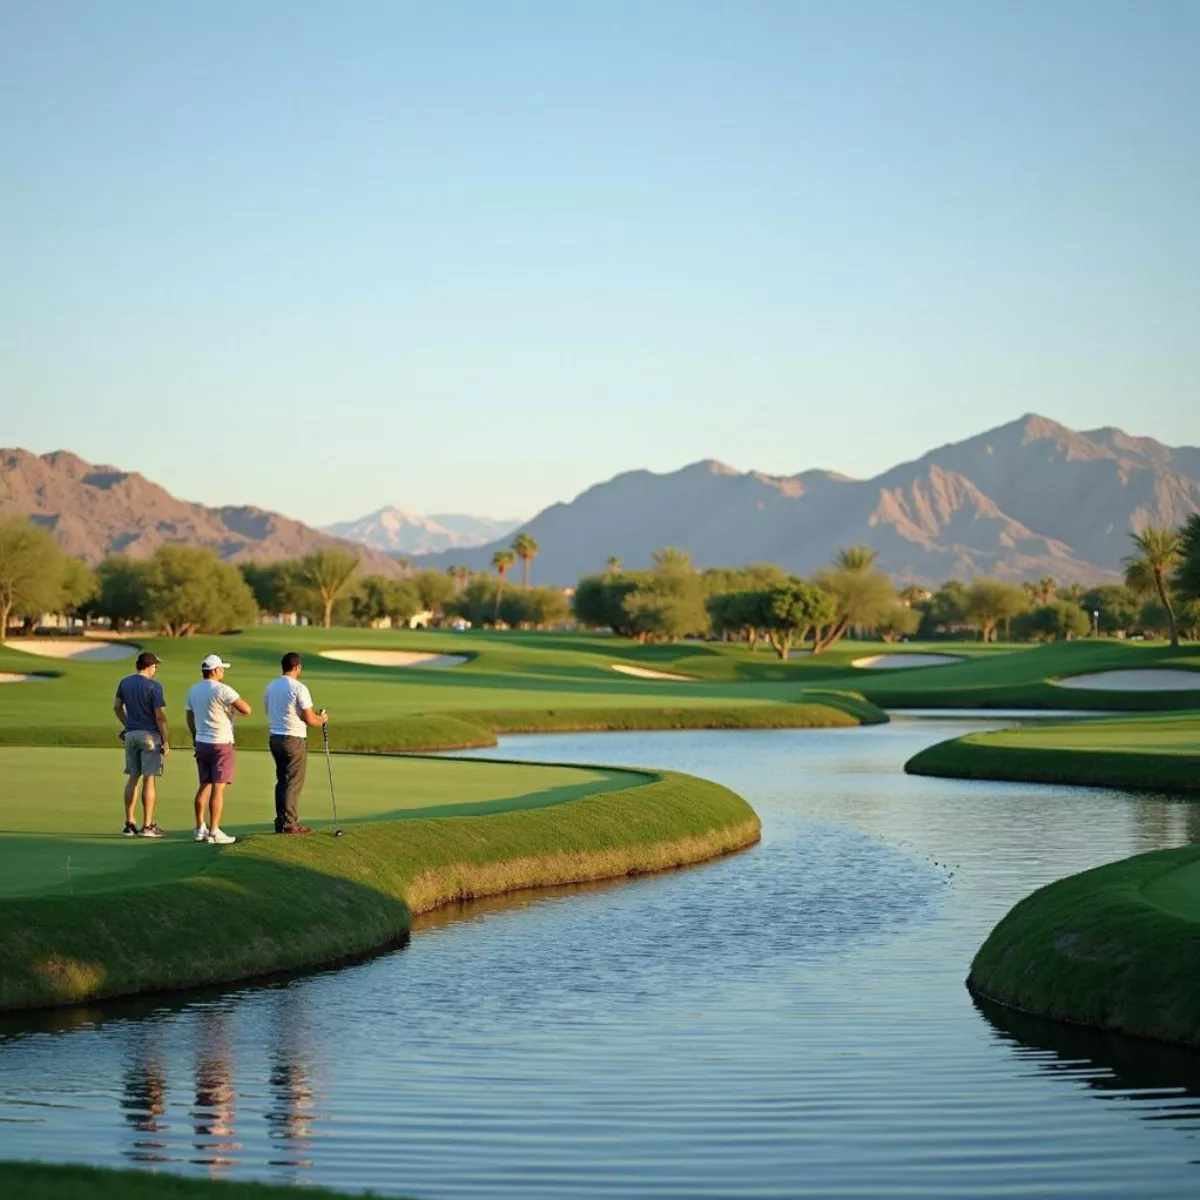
left=269, top=735, right=308, bottom=831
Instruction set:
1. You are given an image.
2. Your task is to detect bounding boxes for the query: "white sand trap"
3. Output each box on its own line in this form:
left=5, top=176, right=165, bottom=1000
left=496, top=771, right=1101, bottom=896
left=611, top=664, right=694, bottom=681
left=319, top=650, right=468, bottom=669
left=852, top=654, right=966, bottom=670
left=2, top=638, right=135, bottom=662
left=1052, top=669, right=1200, bottom=692
left=0, top=673, right=53, bottom=683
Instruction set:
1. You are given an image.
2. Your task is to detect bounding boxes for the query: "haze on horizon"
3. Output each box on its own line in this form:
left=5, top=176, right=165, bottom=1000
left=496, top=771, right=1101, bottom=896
left=3, top=1, right=1196, bottom=526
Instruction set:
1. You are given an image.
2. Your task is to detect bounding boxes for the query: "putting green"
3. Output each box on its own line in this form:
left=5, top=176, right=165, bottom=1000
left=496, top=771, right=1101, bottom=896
left=0, top=747, right=644, bottom=900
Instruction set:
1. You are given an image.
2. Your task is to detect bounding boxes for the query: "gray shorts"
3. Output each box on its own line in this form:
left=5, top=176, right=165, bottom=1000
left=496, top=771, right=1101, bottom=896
left=123, top=730, right=164, bottom=778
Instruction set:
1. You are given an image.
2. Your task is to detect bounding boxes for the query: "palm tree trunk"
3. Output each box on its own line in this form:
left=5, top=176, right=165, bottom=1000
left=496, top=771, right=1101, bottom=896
left=522, top=556, right=530, bottom=588
left=323, top=594, right=334, bottom=629
left=494, top=578, right=505, bottom=622
left=1155, top=569, right=1179, bottom=648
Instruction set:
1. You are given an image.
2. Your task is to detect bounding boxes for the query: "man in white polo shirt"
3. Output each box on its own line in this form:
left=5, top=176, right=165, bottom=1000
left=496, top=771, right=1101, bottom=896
left=264, top=651, right=328, bottom=835
left=185, top=653, right=252, bottom=844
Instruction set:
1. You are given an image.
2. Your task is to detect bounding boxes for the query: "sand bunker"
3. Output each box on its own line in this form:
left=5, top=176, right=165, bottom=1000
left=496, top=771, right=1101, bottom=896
left=2, top=638, right=135, bottom=662
left=319, top=650, right=468, bottom=669
left=1052, top=669, right=1200, bottom=692
left=852, top=654, right=965, bottom=670
left=0, top=673, right=53, bottom=684
left=611, top=664, right=694, bottom=681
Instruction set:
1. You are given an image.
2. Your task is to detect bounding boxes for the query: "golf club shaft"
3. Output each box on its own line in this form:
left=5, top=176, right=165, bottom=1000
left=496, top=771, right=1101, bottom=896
left=321, top=721, right=340, bottom=829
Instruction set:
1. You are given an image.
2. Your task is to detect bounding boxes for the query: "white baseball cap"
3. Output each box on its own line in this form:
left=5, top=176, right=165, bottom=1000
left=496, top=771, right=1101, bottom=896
left=200, top=654, right=231, bottom=672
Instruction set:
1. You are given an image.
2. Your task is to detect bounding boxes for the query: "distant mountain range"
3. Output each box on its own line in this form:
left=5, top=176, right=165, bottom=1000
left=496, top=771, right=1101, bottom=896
left=410, top=415, right=1200, bottom=585
left=0, top=449, right=404, bottom=575
left=4, top=415, right=1197, bottom=586
left=322, top=506, right=521, bottom=555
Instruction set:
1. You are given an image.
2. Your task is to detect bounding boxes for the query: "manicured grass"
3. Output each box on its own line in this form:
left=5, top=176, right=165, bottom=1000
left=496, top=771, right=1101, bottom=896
left=968, top=842, right=1200, bottom=1047
left=2, top=631, right=1195, bottom=748
left=905, top=711, right=1200, bottom=794
left=0, top=762, right=759, bottom=1011
left=0, top=747, right=644, bottom=898
left=0, top=1162, right=381, bottom=1200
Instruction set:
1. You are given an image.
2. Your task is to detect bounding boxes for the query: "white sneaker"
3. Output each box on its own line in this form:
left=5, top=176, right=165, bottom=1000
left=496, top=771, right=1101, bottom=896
left=206, top=828, right=236, bottom=845
left=193, top=825, right=209, bottom=842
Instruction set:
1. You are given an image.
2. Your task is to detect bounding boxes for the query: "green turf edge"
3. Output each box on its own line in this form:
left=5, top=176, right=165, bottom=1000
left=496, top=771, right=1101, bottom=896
left=0, top=693, right=886, bottom=751
left=0, top=1162, right=385, bottom=1200
left=0, top=767, right=760, bottom=1012
left=967, top=843, right=1200, bottom=1047
left=904, top=734, right=1200, bottom=795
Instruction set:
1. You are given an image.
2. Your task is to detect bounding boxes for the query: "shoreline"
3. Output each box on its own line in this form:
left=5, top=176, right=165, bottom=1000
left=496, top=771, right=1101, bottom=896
left=0, top=765, right=760, bottom=1014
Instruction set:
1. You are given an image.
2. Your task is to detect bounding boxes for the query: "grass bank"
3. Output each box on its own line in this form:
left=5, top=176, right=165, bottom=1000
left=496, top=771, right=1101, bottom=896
left=968, top=842, right=1200, bottom=1046
left=0, top=1162, right=377, bottom=1200
left=0, top=753, right=759, bottom=1011
left=905, top=712, right=1200, bottom=794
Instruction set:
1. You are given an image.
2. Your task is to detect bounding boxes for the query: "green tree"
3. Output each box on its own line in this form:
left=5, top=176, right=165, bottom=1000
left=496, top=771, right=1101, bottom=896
left=1124, top=525, right=1183, bottom=647
left=876, top=601, right=921, bottom=642
left=511, top=533, right=539, bottom=588
left=353, top=575, right=422, bottom=627
left=58, top=557, right=98, bottom=622
left=413, top=569, right=456, bottom=617
left=142, top=546, right=257, bottom=636
left=761, top=582, right=836, bottom=660
left=240, top=559, right=304, bottom=614
left=1017, top=600, right=1090, bottom=642
left=964, top=579, right=1028, bottom=642
left=573, top=574, right=642, bottom=634
left=1173, top=514, right=1200, bottom=607
left=500, top=587, right=570, bottom=629
left=93, top=555, right=152, bottom=627
left=0, top=518, right=65, bottom=639
left=1081, top=584, right=1141, bottom=636
left=811, top=548, right=897, bottom=651
left=707, top=590, right=765, bottom=649
left=297, top=547, right=361, bottom=629
left=491, top=549, right=516, bottom=621
left=621, top=588, right=709, bottom=642
left=605, top=556, right=621, bottom=577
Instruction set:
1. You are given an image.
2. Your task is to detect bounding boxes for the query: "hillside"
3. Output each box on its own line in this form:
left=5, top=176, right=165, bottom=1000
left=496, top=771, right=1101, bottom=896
left=411, top=415, right=1200, bottom=585
left=323, top=506, right=521, bottom=554
left=0, top=449, right=403, bottom=574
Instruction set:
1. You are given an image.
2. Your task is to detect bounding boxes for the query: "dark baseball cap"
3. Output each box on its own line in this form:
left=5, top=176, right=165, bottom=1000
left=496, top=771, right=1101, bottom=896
left=136, top=651, right=162, bottom=670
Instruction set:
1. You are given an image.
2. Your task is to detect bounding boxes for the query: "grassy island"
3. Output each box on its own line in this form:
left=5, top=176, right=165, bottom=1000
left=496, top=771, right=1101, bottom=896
left=905, top=711, right=1200, bottom=794
left=968, top=842, right=1200, bottom=1046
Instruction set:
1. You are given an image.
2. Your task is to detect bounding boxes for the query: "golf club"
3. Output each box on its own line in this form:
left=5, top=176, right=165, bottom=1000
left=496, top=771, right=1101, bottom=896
left=318, top=710, right=344, bottom=837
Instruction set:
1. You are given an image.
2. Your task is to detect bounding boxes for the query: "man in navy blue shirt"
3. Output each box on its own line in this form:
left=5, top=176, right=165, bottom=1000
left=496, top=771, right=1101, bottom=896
left=114, top=651, right=171, bottom=837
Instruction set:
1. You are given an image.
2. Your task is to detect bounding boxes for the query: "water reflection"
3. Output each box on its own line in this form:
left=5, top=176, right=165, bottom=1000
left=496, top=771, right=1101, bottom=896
left=121, top=1030, right=168, bottom=1164
left=977, top=996, right=1200, bottom=1136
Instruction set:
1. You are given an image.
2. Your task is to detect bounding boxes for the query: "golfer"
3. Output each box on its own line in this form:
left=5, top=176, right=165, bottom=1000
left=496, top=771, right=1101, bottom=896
left=264, top=651, right=328, bottom=834
left=113, top=650, right=170, bottom=837
left=185, top=653, right=251, bottom=844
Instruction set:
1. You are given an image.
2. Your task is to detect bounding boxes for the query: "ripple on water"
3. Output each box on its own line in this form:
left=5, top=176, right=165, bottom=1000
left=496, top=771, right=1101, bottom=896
left=1, top=722, right=1199, bottom=1199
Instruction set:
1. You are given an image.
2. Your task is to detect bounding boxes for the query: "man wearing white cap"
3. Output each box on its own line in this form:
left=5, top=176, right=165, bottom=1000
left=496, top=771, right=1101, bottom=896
left=185, top=654, right=252, bottom=844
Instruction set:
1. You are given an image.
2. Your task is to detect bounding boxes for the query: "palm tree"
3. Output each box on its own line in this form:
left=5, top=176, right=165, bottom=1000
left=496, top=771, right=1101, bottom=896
left=1124, top=525, right=1183, bottom=647
left=835, top=544, right=879, bottom=573
left=492, top=549, right=516, bottom=622
left=395, top=556, right=411, bottom=578
left=298, top=547, right=361, bottom=628
left=1035, top=576, right=1057, bottom=605
left=605, top=556, right=622, bottom=577
left=511, top=533, right=539, bottom=588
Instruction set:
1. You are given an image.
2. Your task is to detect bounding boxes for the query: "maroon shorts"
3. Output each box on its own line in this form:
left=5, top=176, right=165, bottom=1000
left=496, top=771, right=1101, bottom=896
left=195, top=742, right=235, bottom=786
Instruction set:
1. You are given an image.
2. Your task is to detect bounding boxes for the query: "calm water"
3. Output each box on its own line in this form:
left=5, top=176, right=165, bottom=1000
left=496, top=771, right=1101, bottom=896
left=2, top=716, right=1200, bottom=1198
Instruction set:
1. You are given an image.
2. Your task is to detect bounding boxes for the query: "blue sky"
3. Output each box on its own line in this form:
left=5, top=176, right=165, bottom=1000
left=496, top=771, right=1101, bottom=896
left=3, top=1, right=1196, bottom=525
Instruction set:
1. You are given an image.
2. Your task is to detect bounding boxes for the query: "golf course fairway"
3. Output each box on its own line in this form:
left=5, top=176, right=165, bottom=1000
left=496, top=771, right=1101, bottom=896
left=0, top=743, right=760, bottom=1012
left=905, top=711, right=1200, bottom=794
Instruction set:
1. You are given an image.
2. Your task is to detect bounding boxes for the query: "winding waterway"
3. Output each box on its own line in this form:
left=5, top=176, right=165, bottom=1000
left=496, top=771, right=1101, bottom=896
left=2, top=715, right=1200, bottom=1198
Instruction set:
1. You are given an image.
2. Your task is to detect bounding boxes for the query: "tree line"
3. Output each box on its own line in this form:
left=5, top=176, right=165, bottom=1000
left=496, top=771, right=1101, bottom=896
left=2, top=515, right=1199, bottom=644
